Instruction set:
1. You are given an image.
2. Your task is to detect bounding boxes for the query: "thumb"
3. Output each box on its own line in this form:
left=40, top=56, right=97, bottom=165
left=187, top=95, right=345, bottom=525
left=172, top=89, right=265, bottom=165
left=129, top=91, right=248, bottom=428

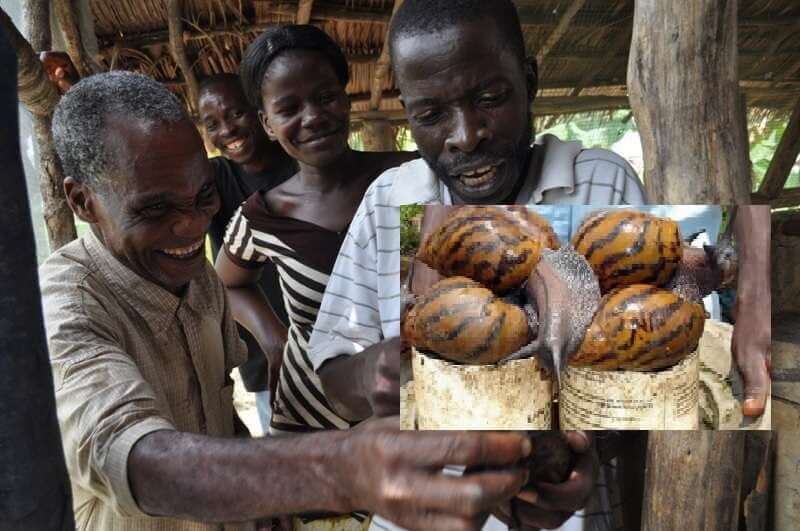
left=742, top=355, right=770, bottom=417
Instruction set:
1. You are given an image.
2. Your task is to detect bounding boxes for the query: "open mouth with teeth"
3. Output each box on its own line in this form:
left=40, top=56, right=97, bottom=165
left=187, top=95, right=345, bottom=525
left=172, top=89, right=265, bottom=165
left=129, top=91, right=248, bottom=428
left=156, top=239, right=205, bottom=261
left=224, top=137, right=249, bottom=155
left=455, top=162, right=503, bottom=192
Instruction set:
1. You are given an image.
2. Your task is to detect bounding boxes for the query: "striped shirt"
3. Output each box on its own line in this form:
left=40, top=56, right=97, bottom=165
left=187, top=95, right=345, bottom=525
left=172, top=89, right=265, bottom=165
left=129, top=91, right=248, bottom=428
left=307, top=135, right=644, bottom=531
left=223, top=191, right=358, bottom=435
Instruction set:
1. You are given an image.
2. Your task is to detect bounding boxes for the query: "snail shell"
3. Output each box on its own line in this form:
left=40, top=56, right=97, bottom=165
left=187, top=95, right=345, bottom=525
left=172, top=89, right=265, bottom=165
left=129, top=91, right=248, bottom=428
left=571, top=210, right=682, bottom=293
left=416, top=207, right=545, bottom=294
left=402, top=276, right=531, bottom=365
left=570, top=284, right=705, bottom=371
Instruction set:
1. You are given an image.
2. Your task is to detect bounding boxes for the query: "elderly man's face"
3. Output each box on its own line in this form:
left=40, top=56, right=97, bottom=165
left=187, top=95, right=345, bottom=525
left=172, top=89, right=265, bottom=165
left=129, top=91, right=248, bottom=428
left=86, top=116, right=219, bottom=293
left=394, top=21, right=533, bottom=204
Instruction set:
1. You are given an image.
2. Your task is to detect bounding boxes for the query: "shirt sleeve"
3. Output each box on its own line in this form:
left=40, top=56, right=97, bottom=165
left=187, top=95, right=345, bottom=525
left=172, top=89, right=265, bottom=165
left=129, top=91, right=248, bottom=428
left=222, top=203, right=270, bottom=269
left=308, top=180, right=400, bottom=371
left=42, top=277, right=175, bottom=518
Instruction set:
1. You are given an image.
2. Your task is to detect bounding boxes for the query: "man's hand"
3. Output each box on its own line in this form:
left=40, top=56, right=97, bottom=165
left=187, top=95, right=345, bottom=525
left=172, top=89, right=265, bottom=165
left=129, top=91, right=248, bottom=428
left=344, top=417, right=532, bottom=531
left=39, top=51, right=79, bottom=94
left=732, top=206, right=772, bottom=418
left=494, top=431, right=598, bottom=530
left=360, top=336, right=401, bottom=417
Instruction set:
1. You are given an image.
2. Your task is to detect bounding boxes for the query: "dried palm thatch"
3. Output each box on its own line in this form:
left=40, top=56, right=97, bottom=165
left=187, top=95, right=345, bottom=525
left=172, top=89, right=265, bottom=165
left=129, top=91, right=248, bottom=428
left=74, top=0, right=799, bottom=124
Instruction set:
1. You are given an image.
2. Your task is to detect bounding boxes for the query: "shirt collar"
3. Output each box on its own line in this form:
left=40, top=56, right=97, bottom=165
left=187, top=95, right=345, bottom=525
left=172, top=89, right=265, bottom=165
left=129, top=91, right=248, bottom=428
left=83, top=229, right=205, bottom=334
left=524, top=134, right=584, bottom=204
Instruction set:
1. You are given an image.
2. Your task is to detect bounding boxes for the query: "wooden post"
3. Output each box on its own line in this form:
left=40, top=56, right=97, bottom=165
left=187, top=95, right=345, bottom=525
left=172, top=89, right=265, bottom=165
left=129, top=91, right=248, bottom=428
left=167, top=0, right=199, bottom=112
left=627, top=0, right=751, bottom=203
left=642, top=432, right=744, bottom=530
left=368, top=0, right=404, bottom=113
left=361, top=118, right=395, bottom=152
left=296, top=0, right=314, bottom=24
left=757, top=97, right=800, bottom=200
left=14, top=1, right=78, bottom=252
left=52, top=0, right=99, bottom=77
left=0, top=24, right=74, bottom=530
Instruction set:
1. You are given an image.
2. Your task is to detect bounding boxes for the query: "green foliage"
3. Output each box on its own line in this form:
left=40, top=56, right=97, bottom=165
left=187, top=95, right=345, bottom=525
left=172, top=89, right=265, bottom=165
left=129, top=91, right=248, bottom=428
left=400, top=204, right=423, bottom=256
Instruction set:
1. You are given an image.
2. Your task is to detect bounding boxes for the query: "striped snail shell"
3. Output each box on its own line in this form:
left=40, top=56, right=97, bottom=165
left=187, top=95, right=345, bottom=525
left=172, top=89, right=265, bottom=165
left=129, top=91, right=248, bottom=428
left=571, top=210, right=683, bottom=293
left=416, top=207, right=544, bottom=294
left=504, top=206, right=561, bottom=250
left=402, top=276, right=532, bottom=365
left=570, top=284, right=705, bottom=371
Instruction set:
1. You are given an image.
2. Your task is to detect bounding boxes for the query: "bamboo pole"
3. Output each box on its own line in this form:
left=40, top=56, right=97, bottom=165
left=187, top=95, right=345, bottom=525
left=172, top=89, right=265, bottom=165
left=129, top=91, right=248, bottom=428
left=0, top=23, right=74, bottom=530
left=167, top=0, right=199, bottom=112
left=627, top=0, right=751, bottom=203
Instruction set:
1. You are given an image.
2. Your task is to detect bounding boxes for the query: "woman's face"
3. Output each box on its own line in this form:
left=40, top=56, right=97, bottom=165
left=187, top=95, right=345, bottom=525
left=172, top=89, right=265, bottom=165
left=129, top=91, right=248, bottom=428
left=260, top=50, right=351, bottom=168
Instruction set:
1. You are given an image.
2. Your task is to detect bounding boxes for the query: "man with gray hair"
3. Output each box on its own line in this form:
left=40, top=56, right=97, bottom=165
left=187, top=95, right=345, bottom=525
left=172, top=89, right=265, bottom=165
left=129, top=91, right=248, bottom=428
left=41, top=70, right=534, bottom=531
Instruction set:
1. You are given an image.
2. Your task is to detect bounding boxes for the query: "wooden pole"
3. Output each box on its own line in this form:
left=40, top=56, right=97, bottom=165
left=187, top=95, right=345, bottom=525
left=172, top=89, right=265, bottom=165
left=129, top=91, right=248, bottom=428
left=296, top=0, right=314, bottom=24
left=0, top=23, right=74, bottom=531
left=536, top=0, right=586, bottom=69
left=361, top=118, right=394, bottom=151
left=14, top=1, right=77, bottom=252
left=757, top=97, right=800, bottom=199
left=627, top=0, right=751, bottom=203
left=52, top=0, right=99, bottom=77
left=642, top=432, right=745, bottom=530
left=368, top=0, right=403, bottom=112
left=167, top=0, right=199, bottom=112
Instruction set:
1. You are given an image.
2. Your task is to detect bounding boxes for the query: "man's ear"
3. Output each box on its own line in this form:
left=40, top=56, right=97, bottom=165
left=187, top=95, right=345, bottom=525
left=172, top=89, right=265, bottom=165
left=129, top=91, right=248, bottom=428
left=258, top=109, right=278, bottom=142
left=525, top=57, right=538, bottom=104
left=64, top=177, right=99, bottom=224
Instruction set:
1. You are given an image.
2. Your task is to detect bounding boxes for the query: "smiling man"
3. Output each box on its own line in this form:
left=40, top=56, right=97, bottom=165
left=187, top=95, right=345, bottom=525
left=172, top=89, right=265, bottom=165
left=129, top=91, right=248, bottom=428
left=41, top=71, right=538, bottom=531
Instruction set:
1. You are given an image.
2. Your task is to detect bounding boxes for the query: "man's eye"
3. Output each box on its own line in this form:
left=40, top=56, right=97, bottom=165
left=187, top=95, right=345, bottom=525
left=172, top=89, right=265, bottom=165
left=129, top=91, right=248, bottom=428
left=231, top=110, right=244, bottom=119
left=205, top=122, right=218, bottom=131
left=414, top=110, right=444, bottom=126
left=478, top=91, right=507, bottom=107
left=140, top=204, right=168, bottom=217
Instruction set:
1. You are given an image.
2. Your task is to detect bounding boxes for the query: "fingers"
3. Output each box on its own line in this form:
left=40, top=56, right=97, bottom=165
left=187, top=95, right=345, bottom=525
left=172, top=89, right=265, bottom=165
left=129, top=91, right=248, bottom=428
left=530, top=449, right=597, bottom=512
left=409, top=431, right=532, bottom=469
left=563, top=431, right=591, bottom=453
left=390, top=468, right=528, bottom=519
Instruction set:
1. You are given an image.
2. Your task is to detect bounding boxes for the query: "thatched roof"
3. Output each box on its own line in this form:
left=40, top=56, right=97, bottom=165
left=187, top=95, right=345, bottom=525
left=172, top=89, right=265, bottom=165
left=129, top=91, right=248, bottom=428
left=79, top=0, right=800, bottom=123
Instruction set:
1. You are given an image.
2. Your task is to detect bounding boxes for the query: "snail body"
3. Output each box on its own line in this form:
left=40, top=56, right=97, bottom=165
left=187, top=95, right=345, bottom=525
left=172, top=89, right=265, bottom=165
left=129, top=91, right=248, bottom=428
left=570, top=284, right=705, bottom=371
left=402, top=276, right=531, bottom=365
left=416, top=207, right=544, bottom=294
left=572, top=210, right=683, bottom=293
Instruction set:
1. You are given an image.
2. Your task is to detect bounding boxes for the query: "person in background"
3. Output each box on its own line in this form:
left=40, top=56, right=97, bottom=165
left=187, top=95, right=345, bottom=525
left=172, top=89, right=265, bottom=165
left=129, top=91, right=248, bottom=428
left=199, top=73, right=296, bottom=432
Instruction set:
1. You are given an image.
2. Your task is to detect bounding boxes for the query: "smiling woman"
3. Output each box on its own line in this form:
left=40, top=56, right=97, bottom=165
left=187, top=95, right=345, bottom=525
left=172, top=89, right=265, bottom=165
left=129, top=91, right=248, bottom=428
left=214, top=25, right=416, bottom=451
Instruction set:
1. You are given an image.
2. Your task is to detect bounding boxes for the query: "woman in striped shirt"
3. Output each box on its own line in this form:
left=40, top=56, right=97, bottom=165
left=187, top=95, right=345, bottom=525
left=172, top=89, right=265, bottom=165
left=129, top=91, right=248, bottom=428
left=216, top=24, right=414, bottom=436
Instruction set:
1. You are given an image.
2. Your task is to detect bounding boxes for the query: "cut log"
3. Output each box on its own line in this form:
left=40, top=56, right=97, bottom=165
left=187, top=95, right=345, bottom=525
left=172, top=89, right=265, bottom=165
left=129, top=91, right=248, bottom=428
left=627, top=0, right=751, bottom=203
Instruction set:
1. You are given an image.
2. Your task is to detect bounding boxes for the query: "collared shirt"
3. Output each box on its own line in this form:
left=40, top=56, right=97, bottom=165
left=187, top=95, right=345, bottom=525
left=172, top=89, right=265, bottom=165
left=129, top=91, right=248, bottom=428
left=40, top=230, right=248, bottom=531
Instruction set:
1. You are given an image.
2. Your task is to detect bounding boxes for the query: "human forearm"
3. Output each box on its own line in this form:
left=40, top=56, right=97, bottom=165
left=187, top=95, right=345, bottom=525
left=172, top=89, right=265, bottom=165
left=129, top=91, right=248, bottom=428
left=227, top=285, right=287, bottom=353
left=734, top=206, right=771, bottom=302
left=129, top=429, right=349, bottom=522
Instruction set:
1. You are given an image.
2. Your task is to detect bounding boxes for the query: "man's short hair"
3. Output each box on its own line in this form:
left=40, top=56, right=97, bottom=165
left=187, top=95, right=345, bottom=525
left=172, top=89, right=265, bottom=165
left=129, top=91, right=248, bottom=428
left=198, top=72, right=244, bottom=98
left=52, top=71, right=187, bottom=187
left=389, top=0, right=527, bottom=68
left=240, top=24, right=349, bottom=110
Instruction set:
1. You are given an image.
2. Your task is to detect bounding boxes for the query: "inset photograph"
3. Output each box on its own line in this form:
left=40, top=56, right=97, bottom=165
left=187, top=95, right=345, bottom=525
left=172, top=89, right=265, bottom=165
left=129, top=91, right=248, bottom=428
left=400, top=204, right=771, bottom=431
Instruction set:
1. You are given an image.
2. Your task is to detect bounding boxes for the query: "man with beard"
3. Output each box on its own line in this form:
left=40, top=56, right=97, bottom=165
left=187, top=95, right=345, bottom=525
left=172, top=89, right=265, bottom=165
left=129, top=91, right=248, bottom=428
left=307, top=1, right=639, bottom=529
